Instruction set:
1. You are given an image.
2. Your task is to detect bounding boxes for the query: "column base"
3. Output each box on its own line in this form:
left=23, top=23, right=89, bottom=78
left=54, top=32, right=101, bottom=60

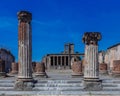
left=0, top=72, right=6, bottom=77
left=14, top=78, right=35, bottom=91
left=83, top=78, right=102, bottom=91
left=35, top=72, right=48, bottom=78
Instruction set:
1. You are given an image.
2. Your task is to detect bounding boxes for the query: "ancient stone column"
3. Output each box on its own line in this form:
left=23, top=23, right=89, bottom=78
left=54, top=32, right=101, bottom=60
left=35, top=62, right=48, bottom=78
left=15, top=11, right=34, bottom=91
left=82, top=32, right=102, bottom=90
left=0, top=59, right=6, bottom=77
left=10, top=62, right=18, bottom=74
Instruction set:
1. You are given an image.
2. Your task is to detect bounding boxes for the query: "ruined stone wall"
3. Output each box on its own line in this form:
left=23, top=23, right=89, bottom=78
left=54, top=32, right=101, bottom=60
left=0, top=49, right=15, bottom=72
left=105, top=45, right=120, bottom=73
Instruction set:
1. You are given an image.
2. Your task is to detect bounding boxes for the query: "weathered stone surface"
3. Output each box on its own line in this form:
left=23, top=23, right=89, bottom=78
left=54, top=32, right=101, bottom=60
left=99, top=63, right=108, bottom=74
left=71, top=61, right=83, bottom=77
left=82, top=32, right=102, bottom=90
left=10, top=62, right=18, bottom=74
left=15, top=11, right=34, bottom=90
left=112, top=60, right=120, bottom=76
left=84, top=79, right=102, bottom=91
left=14, top=80, right=34, bottom=91
left=35, top=62, right=48, bottom=78
left=0, top=59, right=6, bottom=77
left=32, top=62, right=36, bottom=73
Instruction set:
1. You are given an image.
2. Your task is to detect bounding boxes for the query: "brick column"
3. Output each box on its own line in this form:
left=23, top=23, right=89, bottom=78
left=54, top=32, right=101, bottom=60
left=71, top=61, right=83, bottom=77
left=99, top=63, right=107, bottom=74
left=15, top=11, right=34, bottom=91
left=35, top=62, right=47, bottom=78
left=112, top=60, right=120, bottom=77
left=11, top=62, right=18, bottom=74
left=0, top=59, right=6, bottom=77
left=82, top=32, right=102, bottom=90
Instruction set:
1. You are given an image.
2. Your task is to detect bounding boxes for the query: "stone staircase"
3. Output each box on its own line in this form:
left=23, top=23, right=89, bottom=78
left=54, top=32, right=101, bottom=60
left=0, top=78, right=120, bottom=95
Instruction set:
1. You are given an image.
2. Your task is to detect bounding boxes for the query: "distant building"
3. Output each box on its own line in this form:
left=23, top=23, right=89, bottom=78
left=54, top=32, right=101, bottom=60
left=98, top=43, right=120, bottom=74
left=42, top=43, right=84, bottom=69
left=0, top=48, right=15, bottom=72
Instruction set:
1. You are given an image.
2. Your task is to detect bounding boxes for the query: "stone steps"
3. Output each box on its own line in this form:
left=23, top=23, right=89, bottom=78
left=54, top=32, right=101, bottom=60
left=33, top=86, right=84, bottom=91
left=0, top=79, right=119, bottom=92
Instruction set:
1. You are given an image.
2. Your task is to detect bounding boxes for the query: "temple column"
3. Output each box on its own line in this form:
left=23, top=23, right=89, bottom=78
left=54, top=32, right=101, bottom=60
left=82, top=32, right=102, bottom=90
left=57, top=56, right=59, bottom=68
left=15, top=11, right=34, bottom=91
left=61, top=56, right=62, bottom=68
left=53, top=56, right=55, bottom=69
left=64, top=56, right=66, bottom=69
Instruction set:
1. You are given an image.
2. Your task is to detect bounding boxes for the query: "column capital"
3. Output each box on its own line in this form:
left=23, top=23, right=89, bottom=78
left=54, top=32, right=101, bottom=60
left=82, top=32, right=101, bottom=45
left=17, top=11, right=32, bottom=23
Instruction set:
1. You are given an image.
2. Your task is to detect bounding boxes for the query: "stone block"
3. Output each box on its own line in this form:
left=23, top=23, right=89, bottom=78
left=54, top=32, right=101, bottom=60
left=14, top=79, right=34, bottom=91
left=84, top=79, right=102, bottom=91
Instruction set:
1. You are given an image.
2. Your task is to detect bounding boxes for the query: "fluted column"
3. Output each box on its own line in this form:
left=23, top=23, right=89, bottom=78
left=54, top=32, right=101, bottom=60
left=82, top=32, right=102, bottom=90
left=15, top=11, right=34, bottom=91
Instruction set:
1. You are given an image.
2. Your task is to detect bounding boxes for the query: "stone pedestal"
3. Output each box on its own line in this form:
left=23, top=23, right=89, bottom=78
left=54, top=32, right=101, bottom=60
left=112, top=60, right=120, bottom=77
left=84, top=79, right=102, bottom=91
left=0, top=59, right=6, bottom=77
left=10, top=62, right=18, bottom=74
left=14, top=11, right=34, bottom=90
left=71, top=61, right=83, bottom=77
left=35, top=62, right=48, bottom=78
left=82, top=32, right=102, bottom=90
left=99, top=63, right=108, bottom=74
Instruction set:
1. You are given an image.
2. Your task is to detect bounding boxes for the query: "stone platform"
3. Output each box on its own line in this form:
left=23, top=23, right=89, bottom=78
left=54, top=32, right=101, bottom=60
left=0, top=70, right=120, bottom=96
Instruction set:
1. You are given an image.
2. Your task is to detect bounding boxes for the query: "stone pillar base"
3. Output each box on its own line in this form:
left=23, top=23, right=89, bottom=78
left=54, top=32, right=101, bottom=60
left=83, top=79, right=102, bottom=91
left=35, top=72, right=48, bottom=78
left=0, top=72, right=6, bottom=77
left=14, top=78, right=34, bottom=91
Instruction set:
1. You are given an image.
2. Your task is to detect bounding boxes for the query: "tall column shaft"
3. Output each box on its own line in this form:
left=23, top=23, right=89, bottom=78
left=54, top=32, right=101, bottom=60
left=18, top=21, right=32, bottom=79
left=84, top=45, right=98, bottom=79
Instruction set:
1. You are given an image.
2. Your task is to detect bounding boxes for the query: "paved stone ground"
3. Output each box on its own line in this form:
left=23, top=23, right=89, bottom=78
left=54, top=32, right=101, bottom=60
left=0, top=69, right=120, bottom=96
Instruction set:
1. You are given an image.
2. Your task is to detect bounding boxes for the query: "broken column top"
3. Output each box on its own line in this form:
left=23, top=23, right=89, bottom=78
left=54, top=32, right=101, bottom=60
left=82, top=32, right=102, bottom=45
left=17, top=11, right=32, bottom=22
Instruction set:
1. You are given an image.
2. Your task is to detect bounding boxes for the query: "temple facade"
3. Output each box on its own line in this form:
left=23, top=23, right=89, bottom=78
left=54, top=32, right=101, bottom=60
left=42, top=43, right=84, bottom=69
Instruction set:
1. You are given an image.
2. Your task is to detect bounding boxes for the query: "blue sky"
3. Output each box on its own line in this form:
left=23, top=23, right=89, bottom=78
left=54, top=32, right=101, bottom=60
left=0, top=0, right=120, bottom=61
